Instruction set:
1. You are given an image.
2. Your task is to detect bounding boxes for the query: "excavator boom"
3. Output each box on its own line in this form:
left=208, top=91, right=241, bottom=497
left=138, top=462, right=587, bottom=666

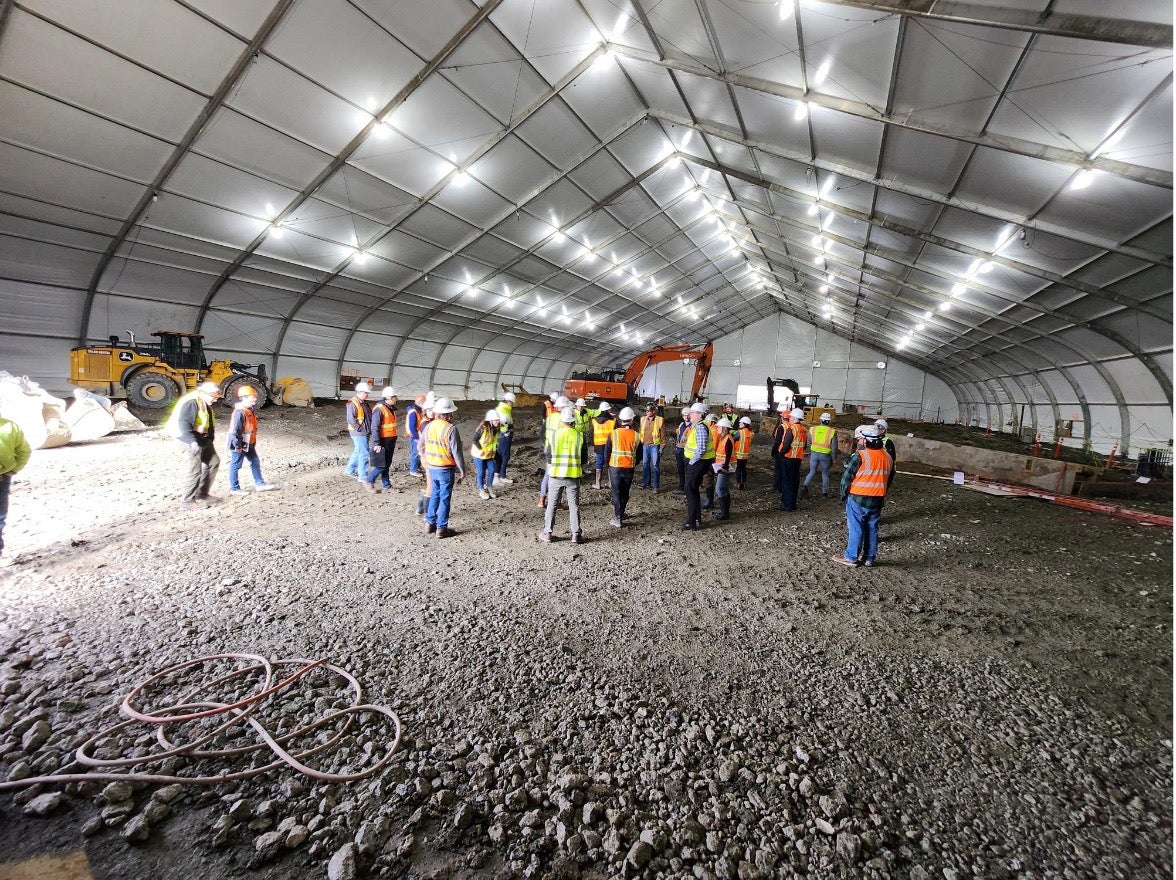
left=566, top=342, right=713, bottom=403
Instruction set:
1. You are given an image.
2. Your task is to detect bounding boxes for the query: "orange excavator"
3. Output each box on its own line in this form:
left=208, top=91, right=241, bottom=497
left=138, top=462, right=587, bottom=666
left=566, top=342, right=713, bottom=405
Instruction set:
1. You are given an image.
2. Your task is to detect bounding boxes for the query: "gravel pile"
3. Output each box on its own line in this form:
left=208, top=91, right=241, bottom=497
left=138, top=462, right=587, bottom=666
left=0, top=405, right=1170, bottom=878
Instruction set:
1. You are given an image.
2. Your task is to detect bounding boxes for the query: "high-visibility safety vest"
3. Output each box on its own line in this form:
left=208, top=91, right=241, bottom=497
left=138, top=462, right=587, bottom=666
left=424, top=419, right=456, bottom=467
left=496, top=402, right=512, bottom=433
left=683, top=422, right=715, bottom=460
left=167, top=391, right=214, bottom=438
left=608, top=427, right=638, bottom=468
left=239, top=407, right=258, bottom=445
left=734, top=428, right=754, bottom=460
left=543, top=400, right=556, bottom=418
left=374, top=403, right=398, bottom=439
left=592, top=416, right=615, bottom=446
left=575, top=409, right=591, bottom=436
left=544, top=411, right=562, bottom=450
left=348, top=396, right=367, bottom=427
left=810, top=424, right=835, bottom=454
left=640, top=415, right=664, bottom=445
left=850, top=447, right=892, bottom=496
left=548, top=425, right=583, bottom=478
left=471, top=424, right=498, bottom=460
left=675, top=421, right=690, bottom=449
left=714, top=433, right=735, bottom=470
left=781, top=422, right=808, bottom=459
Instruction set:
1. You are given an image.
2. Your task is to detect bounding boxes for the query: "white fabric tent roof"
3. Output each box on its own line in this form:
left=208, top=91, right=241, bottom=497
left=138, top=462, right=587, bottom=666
left=0, top=0, right=1170, bottom=450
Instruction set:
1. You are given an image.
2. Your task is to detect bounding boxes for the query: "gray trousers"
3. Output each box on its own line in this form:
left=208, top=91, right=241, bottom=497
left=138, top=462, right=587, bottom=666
left=543, top=477, right=581, bottom=537
left=181, top=443, right=219, bottom=501
left=804, top=452, right=834, bottom=493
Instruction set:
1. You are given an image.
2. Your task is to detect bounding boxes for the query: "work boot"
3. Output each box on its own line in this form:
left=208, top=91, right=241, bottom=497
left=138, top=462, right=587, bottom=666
left=425, top=522, right=437, bottom=534
left=362, top=481, right=379, bottom=494
left=436, top=527, right=455, bottom=539
left=571, top=533, right=584, bottom=544
left=479, top=489, right=490, bottom=500
left=801, top=484, right=809, bottom=498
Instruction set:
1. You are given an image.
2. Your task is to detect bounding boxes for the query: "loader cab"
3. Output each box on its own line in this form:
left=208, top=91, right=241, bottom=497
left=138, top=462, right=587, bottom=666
left=152, top=331, right=208, bottom=371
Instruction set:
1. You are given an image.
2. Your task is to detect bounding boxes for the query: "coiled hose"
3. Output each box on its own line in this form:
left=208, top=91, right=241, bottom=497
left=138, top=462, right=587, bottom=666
left=0, top=652, right=402, bottom=790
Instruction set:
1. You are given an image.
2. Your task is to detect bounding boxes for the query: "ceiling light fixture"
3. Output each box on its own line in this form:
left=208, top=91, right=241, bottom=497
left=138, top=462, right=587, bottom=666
left=794, top=100, right=809, bottom=122
left=814, top=58, right=832, bottom=85
left=1070, top=169, right=1099, bottom=190
left=819, top=175, right=836, bottom=198
left=778, top=0, right=794, bottom=21
left=939, top=301, right=952, bottom=312
left=268, top=224, right=285, bottom=239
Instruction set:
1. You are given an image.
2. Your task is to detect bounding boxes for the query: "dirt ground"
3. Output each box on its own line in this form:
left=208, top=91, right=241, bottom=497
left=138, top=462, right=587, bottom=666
left=0, top=402, right=1171, bottom=879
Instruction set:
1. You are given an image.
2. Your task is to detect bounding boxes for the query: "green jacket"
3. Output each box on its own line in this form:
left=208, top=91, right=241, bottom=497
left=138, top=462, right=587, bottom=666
left=0, top=418, right=31, bottom=477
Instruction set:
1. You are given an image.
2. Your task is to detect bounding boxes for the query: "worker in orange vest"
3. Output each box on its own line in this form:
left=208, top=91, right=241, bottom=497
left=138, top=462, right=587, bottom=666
left=712, top=417, right=736, bottom=520
left=227, top=385, right=279, bottom=497
left=344, top=381, right=373, bottom=481
left=604, top=407, right=642, bottom=528
left=834, top=425, right=894, bottom=567
left=733, top=416, right=754, bottom=490
left=777, top=407, right=807, bottom=512
left=361, top=387, right=398, bottom=493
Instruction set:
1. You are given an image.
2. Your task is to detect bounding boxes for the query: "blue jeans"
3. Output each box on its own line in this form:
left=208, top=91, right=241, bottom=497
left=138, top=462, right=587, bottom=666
left=229, top=448, right=264, bottom=490
left=346, top=433, right=369, bottom=477
left=426, top=467, right=456, bottom=528
left=497, top=432, right=512, bottom=479
left=0, top=474, right=10, bottom=553
left=474, top=457, right=496, bottom=490
left=641, top=445, right=661, bottom=488
left=407, top=435, right=421, bottom=474
left=843, top=497, right=882, bottom=563
left=804, top=452, right=833, bottom=494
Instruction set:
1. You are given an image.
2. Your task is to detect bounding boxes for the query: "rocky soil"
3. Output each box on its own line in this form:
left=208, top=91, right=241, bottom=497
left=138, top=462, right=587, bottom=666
left=0, top=403, right=1171, bottom=879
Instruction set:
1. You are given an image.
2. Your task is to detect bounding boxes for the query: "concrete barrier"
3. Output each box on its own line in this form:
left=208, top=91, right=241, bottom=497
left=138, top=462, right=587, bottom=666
left=892, top=436, right=1089, bottom=494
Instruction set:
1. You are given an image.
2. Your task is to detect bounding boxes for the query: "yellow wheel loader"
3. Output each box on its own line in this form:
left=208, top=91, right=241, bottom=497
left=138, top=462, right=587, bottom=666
left=69, top=331, right=270, bottom=412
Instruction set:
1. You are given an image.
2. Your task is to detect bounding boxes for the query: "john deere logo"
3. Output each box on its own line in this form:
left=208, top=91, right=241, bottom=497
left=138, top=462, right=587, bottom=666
left=118, top=351, right=134, bottom=362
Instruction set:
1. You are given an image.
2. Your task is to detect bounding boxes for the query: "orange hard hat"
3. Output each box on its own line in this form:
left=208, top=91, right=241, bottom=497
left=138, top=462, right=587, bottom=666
left=236, top=385, right=256, bottom=398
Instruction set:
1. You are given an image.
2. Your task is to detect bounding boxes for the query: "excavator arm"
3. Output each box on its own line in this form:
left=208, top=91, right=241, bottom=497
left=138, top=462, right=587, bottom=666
left=623, top=342, right=713, bottom=401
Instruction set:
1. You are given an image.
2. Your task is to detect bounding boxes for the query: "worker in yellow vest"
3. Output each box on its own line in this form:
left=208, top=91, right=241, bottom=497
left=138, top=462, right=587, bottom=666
left=834, top=425, right=894, bottom=567
left=802, top=412, right=838, bottom=499
left=778, top=407, right=807, bottom=512
left=681, top=402, right=714, bottom=530
left=590, top=402, right=616, bottom=490
left=423, top=397, right=465, bottom=539
left=637, top=403, right=664, bottom=491
left=733, top=415, right=754, bottom=490
left=604, top=407, right=642, bottom=528
left=470, top=409, right=501, bottom=500
left=538, top=407, right=587, bottom=544
left=701, top=413, right=720, bottom=510
left=169, top=380, right=222, bottom=509
left=538, top=395, right=571, bottom=507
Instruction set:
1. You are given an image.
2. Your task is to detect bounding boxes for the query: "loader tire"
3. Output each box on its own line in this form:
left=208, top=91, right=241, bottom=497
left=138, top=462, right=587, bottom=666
left=222, top=375, right=270, bottom=409
left=126, top=370, right=180, bottom=410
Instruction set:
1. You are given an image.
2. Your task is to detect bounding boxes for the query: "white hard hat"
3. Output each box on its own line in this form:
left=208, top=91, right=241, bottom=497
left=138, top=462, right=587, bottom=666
left=875, top=418, right=888, bottom=431
left=549, top=391, right=559, bottom=400
left=197, top=381, right=221, bottom=396
left=717, top=417, right=732, bottom=428
left=689, top=402, right=708, bottom=415
left=854, top=425, right=868, bottom=439
left=380, top=386, right=396, bottom=398
left=618, top=406, right=635, bottom=421
left=560, top=407, right=576, bottom=423
left=820, top=413, right=832, bottom=422
left=355, top=382, right=372, bottom=393
left=739, top=416, right=751, bottom=425
left=485, top=409, right=501, bottom=422
left=704, top=413, right=717, bottom=423
left=424, top=391, right=436, bottom=406
left=859, top=425, right=878, bottom=439
left=555, top=395, right=571, bottom=409
left=575, top=398, right=587, bottom=407
left=790, top=408, right=805, bottom=421
left=503, top=392, right=516, bottom=403
left=599, top=402, right=612, bottom=412
left=433, top=397, right=457, bottom=414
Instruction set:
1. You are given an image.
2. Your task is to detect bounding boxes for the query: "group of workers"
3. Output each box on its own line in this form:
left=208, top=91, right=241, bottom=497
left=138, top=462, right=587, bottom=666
left=165, top=378, right=896, bottom=564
